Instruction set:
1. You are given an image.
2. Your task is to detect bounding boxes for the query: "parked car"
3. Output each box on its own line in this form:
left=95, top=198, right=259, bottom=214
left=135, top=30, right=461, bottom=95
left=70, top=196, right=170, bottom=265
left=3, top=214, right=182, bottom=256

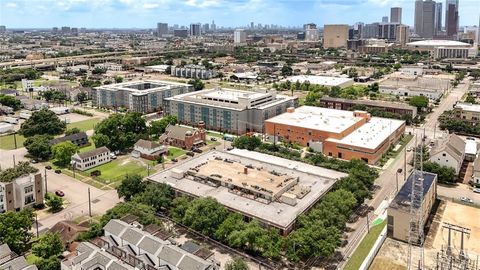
left=460, top=197, right=473, bottom=203
left=210, top=137, right=217, bottom=141
left=186, top=151, right=195, bottom=157
left=54, top=169, right=62, bottom=174
left=30, top=159, right=38, bottom=164
left=406, top=147, right=412, bottom=152
left=192, top=148, right=203, bottom=153
left=473, top=188, right=480, bottom=193
left=45, top=165, right=52, bottom=170
left=55, top=190, right=65, bottom=197
left=171, top=158, right=178, bottom=163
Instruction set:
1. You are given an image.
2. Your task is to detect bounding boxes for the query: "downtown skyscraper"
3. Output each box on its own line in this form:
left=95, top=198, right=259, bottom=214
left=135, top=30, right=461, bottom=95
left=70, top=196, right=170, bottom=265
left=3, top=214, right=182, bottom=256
left=414, top=0, right=437, bottom=38
left=445, top=0, right=459, bottom=38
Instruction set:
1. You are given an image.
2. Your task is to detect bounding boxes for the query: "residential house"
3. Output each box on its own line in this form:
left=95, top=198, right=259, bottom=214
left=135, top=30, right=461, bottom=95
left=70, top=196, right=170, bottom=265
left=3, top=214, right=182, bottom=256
left=49, top=220, right=89, bottom=247
left=0, top=244, right=38, bottom=270
left=61, top=219, right=218, bottom=270
left=160, top=124, right=206, bottom=150
left=132, top=139, right=167, bottom=160
left=50, top=132, right=89, bottom=147
left=0, top=169, right=44, bottom=213
left=0, top=105, right=14, bottom=114
left=472, top=158, right=480, bottom=184
left=71, top=146, right=111, bottom=171
left=429, top=134, right=466, bottom=174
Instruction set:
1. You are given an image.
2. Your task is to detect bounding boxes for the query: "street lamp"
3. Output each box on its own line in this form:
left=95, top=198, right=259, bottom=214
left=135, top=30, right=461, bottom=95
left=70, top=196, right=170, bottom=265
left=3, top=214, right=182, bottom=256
left=71, top=161, right=76, bottom=179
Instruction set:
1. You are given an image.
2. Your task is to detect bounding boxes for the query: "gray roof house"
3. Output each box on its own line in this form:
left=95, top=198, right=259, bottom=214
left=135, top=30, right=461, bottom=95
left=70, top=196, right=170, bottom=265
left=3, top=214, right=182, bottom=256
left=62, top=219, right=218, bottom=270
left=429, top=134, right=466, bottom=174
left=0, top=244, right=38, bottom=270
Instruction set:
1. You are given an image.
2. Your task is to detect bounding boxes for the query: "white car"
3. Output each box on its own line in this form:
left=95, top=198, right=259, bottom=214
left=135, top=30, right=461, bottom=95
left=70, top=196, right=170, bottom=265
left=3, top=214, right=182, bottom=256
left=460, top=197, right=473, bottom=203
left=473, top=188, right=480, bottom=194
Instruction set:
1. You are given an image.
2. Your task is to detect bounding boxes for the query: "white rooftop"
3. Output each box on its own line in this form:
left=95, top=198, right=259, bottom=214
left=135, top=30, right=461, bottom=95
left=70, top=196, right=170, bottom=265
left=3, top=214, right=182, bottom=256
left=455, top=102, right=480, bottom=113
left=465, top=139, right=477, bottom=156
left=266, top=106, right=364, bottom=134
left=326, top=117, right=405, bottom=150
left=284, top=75, right=354, bottom=87
left=201, top=88, right=267, bottom=101
left=147, top=149, right=346, bottom=229
left=407, top=40, right=472, bottom=48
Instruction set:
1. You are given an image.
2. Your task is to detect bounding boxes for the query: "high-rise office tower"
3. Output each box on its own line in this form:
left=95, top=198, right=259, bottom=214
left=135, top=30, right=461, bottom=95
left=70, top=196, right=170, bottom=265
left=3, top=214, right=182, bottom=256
left=203, top=23, right=210, bottom=33
left=304, top=23, right=319, bottom=41
left=323, top=24, right=349, bottom=48
left=414, top=0, right=436, bottom=38
left=189, top=23, right=201, bottom=37
left=390, top=7, right=402, bottom=23
left=156, top=23, right=168, bottom=37
left=396, top=24, right=410, bottom=46
left=250, top=22, right=254, bottom=29
left=414, top=0, right=424, bottom=35
left=382, top=16, right=389, bottom=23
left=211, top=20, right=216, bottom=32
left=445, top=0, right=459, bottom=38
left=234, top=29, right=247, bottom=44
left=0, top=26, right=6, bottom=33
left=434, top=2, right=443, bottom=34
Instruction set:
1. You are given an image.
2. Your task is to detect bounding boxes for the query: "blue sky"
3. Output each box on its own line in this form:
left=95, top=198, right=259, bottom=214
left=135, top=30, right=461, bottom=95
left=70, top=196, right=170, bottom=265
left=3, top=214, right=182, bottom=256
left=0, top=0, right=478, bottom=28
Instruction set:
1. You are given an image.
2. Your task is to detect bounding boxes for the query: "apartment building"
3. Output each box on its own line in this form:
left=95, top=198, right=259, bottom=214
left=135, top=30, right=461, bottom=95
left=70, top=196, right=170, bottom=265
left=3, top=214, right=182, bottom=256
left=453, top=102, right=480, bottom=123
left=265, top=106, right=405, bottom=164
left=0, top=165, right=44, bottom=212
left=71, top=146, right=111, bottom=171
left=94, top=62, right=123, bottom=72
left=388, top=171, right=437, bottom=242
left=165, top=87, right=297, bottom=134
left=323, top=24, right=349, bottom=48
left=171, top=65, right=217, bottom=79
left=92, top=80, right=193, bottom=113
left=320, top=96, right=418, bottom=117
left=62, top=219, right=218, bottom=270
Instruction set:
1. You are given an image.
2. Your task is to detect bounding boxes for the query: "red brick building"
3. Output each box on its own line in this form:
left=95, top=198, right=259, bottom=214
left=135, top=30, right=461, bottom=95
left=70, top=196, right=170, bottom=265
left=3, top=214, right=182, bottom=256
left=160, top=123, right=206, bottom=150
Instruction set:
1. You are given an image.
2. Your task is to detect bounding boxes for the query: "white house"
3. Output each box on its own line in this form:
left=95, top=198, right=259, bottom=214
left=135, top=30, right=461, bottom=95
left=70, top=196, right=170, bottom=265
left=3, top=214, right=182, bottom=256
left=71, top=146, right=111, bottom=171
left=473, top=158, right=480, bottom=184
left=429, top=134, right=466, bottom=174
left=132, top=139, right=167, bottom=161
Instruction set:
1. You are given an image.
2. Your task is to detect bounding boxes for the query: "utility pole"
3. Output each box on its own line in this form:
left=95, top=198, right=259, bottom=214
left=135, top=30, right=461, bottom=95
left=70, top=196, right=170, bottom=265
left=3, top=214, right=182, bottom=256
left=12, top=155, right=16, bottom=168
left=88, top=187, right=92, bottom=217
left=366, top=214, right=370, bottom=233
left=44, top=167, right=48, bottom=192
left=13, top=132, right=17, bottom=149
left=35, top=213, right=39, bottom=237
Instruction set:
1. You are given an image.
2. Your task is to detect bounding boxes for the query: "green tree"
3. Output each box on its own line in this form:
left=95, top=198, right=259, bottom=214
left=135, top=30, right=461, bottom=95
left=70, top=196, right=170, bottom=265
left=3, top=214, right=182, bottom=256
left=40, top=90, right=67, bottom=102
left=408, top=96, right=429, bottom=110
left=92, top=112, right=147, bottom=152
left=446, top=62, right=453, bottom=73
left=182, top=197, right=228, bottom=236
left=188, top=78, right=205, bottom=91
left=92, top=67, right=107, bottom=74
left=471, top=70, right=480, bottom=80
left=281, top=65, right=293, bottom=77
left=232, top=136, right=262, bottom=150
left=100, top=202, right=158, bottom=227
left=45, top=193, right=64, bottom=212
left=76, top=92, right=88, bottom=104
left=24, top=135, right=53, bottom=160
left=52, top=141, right=78, bottom=167
left=117, top=174, right=146, bottom=201
left=393, top=63, right=402, bottom=71
left=225, top=257, right=249, bottom=270
left=149, top=115, right=177, bottom=138
left=0, top=94, right=21, bottom=110
left=423, top=161, right=456, bottom=184
left=465, top=94, right=476, bottom=104
left=32, top=233, right=64, bottom=259
left=0, top=209, right=34, bottom=254
left=133, top=183, right=173, bottom=211
left=36, top=256, right=60, bottom=270
left=169, top=197, right=190, bottom=223
left=214, top=213, right=246, bottom=242
left=19, top=109, right=67, bottom=137
left=114, top=76, right=124, bottom=83
left=65, top=127, right=81, bottom=136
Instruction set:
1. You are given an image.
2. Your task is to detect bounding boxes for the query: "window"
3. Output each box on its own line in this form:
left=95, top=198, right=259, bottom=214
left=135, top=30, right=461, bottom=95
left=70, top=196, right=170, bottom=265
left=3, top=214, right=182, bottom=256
left=24, top=185, right=33, bottom=193
left=24, top=194, right=34, bottom=205
left=442, top=153, right=446, bottom=157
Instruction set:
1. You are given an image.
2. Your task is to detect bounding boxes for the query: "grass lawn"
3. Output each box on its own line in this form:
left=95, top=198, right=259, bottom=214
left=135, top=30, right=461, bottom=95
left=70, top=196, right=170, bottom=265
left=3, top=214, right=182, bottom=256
left=344, top=220, right=387, bottom=270
left=78, top=139, right=95, bottom=153
left=83, top=157, right=152, bottom=183
left=67, top=118, right=101, bottom=132
left=207, top=131, right=224, bottom=139
left=0, top=133, right=26, bottom=150
left=167, top=147, right=186, bottom=159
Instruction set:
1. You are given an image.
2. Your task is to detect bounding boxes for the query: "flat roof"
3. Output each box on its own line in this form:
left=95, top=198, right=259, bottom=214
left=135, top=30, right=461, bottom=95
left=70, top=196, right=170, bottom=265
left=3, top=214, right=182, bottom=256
left=326, top=117, right=405, bottom=150
left=284, top=75, right=354, bottom=87
left=96, top=80, right=190, bottom=93
left=455, top=102, right=480, bottom=113
left=407, top=40, right=472, bottom=48
left=201, top=88, right=267, bottom=101
left=265, top=106, right=364, bottom=134
left=389, top=170, right=437, bottom=212
left=147, top=149, right=346, bottom=229
left=320, top=96, right=417, bottom=111
left=465, top=139, right=477, bottom=155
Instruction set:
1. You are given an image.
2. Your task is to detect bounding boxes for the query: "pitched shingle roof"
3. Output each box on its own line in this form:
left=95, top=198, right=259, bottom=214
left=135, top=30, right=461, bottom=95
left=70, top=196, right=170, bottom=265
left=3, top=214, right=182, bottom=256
left=50, top=132, right=87, bottom=145
left=431, top=134, right=465, bottom=163
left=74, top=146, right=110, bottom=160
left=134, top=139, right=162, bottom=150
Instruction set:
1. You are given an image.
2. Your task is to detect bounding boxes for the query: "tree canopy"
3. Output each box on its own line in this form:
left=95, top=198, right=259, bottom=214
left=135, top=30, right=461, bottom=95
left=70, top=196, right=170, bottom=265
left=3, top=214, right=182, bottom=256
left=92, top=112, right=147, bottom=151
left=0, top=209, right=34, bottom=254
left=19, top=109, right=66, bottom=137
left=225, top=257, right=249, bottom=270
left=32, top=232, right=64, bottom=259
left=24, top=135, right=53, bottom=160
left=149, top=115, right=177, bottom=139
left=52, top=141, right=78, bottom=167
left=408, top=96, right=429, bottom=110
left=0, top=94, right=21, bottom=110
left=117, top=174, right=146, bottom=201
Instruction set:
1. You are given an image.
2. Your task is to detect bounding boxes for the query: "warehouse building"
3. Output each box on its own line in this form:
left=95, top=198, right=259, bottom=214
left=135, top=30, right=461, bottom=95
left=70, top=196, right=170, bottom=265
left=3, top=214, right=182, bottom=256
left=147, top=149, right=346, bottom=235
left=453, top=102, right=480, bottom=123
left=387, top=171, right=437, bottom=242
left=265, top=106, right=405, bottom=164
left=92, top=80, right=193, bottom=113
left=284, top=75, right=354, bottom=88
left=165, top=87, right=297, bottom=134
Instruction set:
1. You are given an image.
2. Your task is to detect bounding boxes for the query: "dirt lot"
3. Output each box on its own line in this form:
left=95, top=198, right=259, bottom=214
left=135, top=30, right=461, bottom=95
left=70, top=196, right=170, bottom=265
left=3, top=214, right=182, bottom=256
left=370, top=200, right=480, bottom=270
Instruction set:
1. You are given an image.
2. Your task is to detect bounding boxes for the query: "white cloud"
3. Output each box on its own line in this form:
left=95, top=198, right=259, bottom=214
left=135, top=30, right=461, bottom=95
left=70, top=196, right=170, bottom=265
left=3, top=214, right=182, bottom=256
left=5, top=2, right=18, bottom=8
left=142, top=2, right=159, bottom=9
left=185, top=0, right=222, bottom=8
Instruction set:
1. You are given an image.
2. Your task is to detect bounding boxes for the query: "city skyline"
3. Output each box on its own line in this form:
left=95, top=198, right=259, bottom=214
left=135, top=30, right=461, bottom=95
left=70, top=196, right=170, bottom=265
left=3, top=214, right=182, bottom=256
left=0, top=0, right=479, bottom=29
